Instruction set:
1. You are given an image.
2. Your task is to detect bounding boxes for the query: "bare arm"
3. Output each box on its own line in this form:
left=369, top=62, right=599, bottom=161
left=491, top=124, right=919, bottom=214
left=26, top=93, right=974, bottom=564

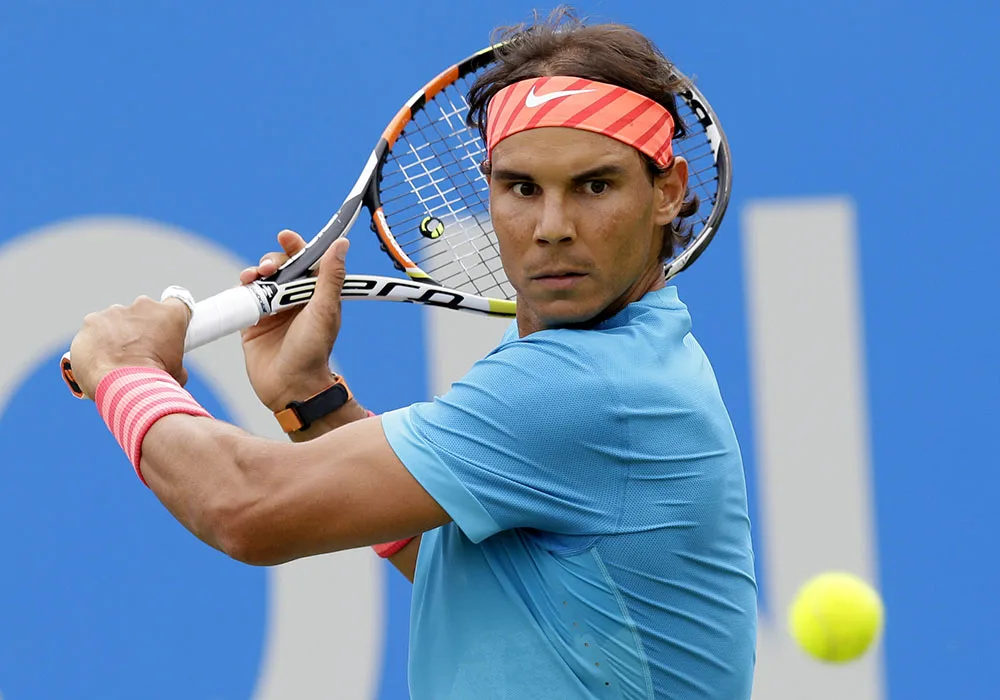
left=284, top=397, right=422, bottom=581
left=386, top=535, right=421, bottom=583
left=138, top=409, right=448, bottom=567
left=67, top=232, right=433, bottom=574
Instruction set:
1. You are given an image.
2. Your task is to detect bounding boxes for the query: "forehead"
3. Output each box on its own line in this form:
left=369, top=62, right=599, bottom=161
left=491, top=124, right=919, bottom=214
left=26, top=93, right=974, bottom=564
left=490, top=127, right=643, bottom=172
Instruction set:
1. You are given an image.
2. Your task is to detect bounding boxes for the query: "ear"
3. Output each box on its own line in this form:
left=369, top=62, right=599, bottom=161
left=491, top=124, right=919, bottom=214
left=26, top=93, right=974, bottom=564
left=652, top=157, right=689, bottom=226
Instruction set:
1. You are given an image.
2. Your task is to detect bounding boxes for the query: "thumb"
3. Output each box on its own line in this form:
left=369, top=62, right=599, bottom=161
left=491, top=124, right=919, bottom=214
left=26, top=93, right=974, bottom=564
left=307, top=238, right=350, bottom=323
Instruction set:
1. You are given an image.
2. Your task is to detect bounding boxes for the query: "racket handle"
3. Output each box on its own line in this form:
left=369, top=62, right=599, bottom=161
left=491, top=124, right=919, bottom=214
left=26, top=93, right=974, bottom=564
left=60, top=284, right=266, bottom=399
left=181, top=284, right=265, bottom=352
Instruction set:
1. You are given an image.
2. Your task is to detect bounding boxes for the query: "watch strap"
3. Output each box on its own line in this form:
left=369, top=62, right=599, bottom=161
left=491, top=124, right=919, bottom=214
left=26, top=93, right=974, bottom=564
left=274, top=375, right=353, bottom=433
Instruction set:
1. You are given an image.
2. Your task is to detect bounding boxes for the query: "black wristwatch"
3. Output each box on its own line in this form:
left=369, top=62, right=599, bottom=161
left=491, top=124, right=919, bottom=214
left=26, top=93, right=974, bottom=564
left=274, top=375, right=353, bottom=433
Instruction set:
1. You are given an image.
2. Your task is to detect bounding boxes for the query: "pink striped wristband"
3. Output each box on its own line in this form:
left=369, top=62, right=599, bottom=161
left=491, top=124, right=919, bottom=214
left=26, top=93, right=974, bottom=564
left=363, top=409, right=417, bottom=559
left=95, top=367, right=213, bottom=485
left=372, top=537, right=416, bottom=559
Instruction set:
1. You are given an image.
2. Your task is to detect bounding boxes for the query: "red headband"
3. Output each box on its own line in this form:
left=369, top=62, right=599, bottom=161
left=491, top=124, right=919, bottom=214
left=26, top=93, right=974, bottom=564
left=485, top=76, right=675, bottom=168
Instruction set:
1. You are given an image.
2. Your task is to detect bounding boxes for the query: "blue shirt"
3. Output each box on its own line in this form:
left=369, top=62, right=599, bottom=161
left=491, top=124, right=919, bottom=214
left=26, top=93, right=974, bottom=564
left=381, top=287, right=757, bottom=699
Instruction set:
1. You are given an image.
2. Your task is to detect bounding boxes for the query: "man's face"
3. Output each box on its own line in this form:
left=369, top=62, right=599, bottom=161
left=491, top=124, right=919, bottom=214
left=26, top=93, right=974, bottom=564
left=488, top=127, right=688, bottom=333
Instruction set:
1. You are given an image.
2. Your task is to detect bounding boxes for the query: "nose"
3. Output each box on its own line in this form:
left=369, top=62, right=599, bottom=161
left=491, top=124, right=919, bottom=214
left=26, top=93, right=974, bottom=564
left=533, top=194, right=576, bottom=245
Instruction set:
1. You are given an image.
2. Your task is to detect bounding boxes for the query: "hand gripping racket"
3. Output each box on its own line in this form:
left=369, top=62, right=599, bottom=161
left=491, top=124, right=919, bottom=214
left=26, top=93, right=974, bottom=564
left=61, top=44, right=731, bottom=398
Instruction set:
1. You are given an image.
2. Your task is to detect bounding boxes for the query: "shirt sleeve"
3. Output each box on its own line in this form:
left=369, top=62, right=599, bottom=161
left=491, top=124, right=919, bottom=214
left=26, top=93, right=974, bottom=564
left=380, top=332, right=626, bottom=543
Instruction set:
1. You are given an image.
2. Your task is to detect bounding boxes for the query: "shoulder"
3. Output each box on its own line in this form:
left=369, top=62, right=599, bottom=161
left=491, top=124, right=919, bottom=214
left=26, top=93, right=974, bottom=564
left=394, top=329, right=625, bottom=446
left=475, top=328, right=617, bottom=404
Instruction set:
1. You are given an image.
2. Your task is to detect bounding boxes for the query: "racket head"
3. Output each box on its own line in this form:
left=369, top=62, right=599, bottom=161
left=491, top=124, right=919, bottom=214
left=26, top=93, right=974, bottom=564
left=370, top=48, right=516, bottom=314
left=663, top=83, right=732, bottom=281
left=369, top=45, right=732, bottom=299
left=274, top=44, right=732, bottom=315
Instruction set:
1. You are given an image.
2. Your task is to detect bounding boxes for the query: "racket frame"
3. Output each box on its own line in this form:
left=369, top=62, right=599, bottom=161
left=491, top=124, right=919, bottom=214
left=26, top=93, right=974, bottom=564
left=61, top=45, right=731, bottom=398
left=663, top=83, right=732, bottom=281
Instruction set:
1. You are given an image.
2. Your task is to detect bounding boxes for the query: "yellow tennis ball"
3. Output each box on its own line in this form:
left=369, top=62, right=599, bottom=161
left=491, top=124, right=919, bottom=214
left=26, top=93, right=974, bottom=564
left=789, top=571, right=884, bottom=663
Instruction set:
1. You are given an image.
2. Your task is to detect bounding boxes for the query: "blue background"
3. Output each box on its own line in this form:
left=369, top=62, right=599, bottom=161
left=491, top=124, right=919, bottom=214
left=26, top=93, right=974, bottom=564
left=1, top=1, right=998, bottom=698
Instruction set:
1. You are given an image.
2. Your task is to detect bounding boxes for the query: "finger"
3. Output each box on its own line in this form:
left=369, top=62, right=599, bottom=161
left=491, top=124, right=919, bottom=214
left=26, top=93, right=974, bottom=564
left=240, top=230, right=308, bottom=285
left=277, top=229, right=308, bottom=256
left=306, top=238, right=350, bottom=326
left=160, top=295, right=194, bottom=324
left=160, top=287, right=194, bottom=327
left=254, top=250, right=290, bottom=279
left=259, top=250, right=290, bottom=265
left=256, top=259, right=277, bottom=277
left=239, top=259, right=283, bottom=284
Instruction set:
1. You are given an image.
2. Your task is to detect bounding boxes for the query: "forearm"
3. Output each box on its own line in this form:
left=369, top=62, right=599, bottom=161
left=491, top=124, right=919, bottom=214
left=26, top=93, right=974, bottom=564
left=137, top=377, right=367, bottom=548
left=135, top=404, right=446, bottom=567
left=138, top=413, right=268, bottom=557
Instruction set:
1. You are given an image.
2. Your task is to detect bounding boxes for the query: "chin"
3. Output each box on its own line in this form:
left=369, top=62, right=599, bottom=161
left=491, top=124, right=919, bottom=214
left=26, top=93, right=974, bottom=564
left=534, top=300, right=605, bottom=328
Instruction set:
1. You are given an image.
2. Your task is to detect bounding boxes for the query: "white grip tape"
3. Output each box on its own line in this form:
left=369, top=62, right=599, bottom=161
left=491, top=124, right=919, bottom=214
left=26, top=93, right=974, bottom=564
left=172, top=285, right=265, bottom=352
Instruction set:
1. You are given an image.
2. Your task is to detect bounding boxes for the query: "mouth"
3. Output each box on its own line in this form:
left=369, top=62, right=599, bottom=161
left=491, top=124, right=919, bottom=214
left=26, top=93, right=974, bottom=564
left=530, top=271, right=588, bottom=290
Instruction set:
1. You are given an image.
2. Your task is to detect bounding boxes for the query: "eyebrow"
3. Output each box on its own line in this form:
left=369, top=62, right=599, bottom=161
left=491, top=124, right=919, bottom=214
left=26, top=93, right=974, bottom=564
left=571, top=164, right=629, bottom=182
left=490, top=163, right=630, bottom=183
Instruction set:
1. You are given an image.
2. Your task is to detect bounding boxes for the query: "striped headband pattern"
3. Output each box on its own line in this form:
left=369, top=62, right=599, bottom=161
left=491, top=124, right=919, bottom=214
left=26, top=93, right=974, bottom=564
left=485, top=76, right=675, bottom=168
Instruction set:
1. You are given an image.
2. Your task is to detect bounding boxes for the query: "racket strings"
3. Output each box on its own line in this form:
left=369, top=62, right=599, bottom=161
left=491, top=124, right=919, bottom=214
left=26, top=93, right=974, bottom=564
left=383, top=116, right=487, bottom=223
left=380, top=77, right=515, bottom=301
left=378, top=70, right=723, bottom=295
left=405, top=84, right=496, bottom=230
left=403, top=82, right=510, bottom=295
left=387, top=144, right=509, bottom=298
left=669, top=103, right=721, bottom=246
left=379, top=152, right=483, bottom=224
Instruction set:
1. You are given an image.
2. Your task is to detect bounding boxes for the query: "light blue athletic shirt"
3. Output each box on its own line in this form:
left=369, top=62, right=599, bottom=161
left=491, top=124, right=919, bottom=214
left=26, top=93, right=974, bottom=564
left=381, top=287, right=757, bottom=699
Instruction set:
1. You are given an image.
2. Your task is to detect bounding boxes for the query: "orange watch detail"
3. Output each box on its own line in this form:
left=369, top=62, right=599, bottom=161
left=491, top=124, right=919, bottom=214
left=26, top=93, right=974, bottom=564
left=274, top=375, right=354, bottom=433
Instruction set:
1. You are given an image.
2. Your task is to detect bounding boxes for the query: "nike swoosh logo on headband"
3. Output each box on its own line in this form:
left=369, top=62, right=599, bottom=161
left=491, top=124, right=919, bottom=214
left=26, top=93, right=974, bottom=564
left=524, top=86, right=597, bottom=108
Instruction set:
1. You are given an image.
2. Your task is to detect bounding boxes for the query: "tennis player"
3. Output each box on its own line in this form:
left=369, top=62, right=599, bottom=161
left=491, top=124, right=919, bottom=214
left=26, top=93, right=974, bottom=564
left=69, top=10, right=757, bottom=699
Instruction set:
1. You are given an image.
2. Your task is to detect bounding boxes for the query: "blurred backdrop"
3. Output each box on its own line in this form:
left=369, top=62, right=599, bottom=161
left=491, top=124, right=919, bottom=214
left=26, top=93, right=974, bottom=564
left=1, top=1, right=997, bottom=698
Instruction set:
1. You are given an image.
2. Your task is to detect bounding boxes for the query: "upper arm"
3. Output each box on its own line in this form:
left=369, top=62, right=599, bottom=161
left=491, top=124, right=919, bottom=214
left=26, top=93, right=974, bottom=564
left=241, top=334, right=625, bottom=562
left=386, top=534, right=421, bottom=583
left=240, top=414, right=450, bottom=565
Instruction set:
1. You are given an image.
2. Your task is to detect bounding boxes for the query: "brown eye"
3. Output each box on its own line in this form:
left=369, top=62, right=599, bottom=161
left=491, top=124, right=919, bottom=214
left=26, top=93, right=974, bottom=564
left=512, top=183, right=538, bottom=197
left=585, top=181, right=608, bottom=194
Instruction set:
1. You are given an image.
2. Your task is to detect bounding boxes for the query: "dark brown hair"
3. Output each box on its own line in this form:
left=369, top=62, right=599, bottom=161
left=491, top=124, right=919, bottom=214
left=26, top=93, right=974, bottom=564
left=467, top=7, right=699, bottom=259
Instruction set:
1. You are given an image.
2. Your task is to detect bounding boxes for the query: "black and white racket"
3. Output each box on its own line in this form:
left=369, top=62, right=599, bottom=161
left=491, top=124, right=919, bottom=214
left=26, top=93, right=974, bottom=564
left=62, top=44, right=731, bottom=398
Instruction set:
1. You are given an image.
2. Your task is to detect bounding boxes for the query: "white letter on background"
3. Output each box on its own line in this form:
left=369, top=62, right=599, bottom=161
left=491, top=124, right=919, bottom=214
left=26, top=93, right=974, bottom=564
left=743, top=198, right=884, bottom=699
left=0, top=217, right=382, bottom=700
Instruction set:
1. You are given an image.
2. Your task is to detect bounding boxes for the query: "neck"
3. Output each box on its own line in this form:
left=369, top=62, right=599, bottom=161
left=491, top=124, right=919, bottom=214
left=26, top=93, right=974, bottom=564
left=600, top=261, right=666, bottom=321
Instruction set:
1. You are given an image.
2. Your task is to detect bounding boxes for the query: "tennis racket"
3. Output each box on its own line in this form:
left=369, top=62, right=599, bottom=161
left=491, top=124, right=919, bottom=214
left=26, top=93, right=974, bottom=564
left=61, top=44, right=731, bottom=398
